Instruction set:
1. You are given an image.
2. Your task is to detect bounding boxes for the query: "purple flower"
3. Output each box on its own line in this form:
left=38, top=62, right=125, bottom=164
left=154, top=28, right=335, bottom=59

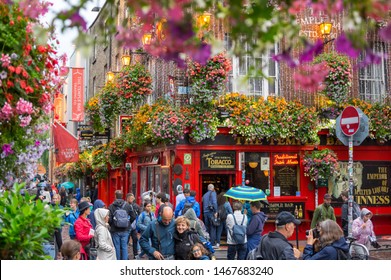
left=0, top=70, right=7, bottom=79
left=379, top=22, right=391, bottom=41
left=335, top=33, right=360, bottom=58
left=272, top=49, right=298, bottom=68
left=358, top=48, right=385, bottom=68
left=299, top=40, right=324, bottom=63
left=188, top=43, right=211, bottom=65
left=2, top=144, right=14, bottom=157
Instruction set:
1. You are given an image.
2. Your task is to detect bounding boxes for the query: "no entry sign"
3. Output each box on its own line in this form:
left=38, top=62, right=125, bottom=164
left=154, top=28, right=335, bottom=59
left=340, top=106, right=360, bottom=136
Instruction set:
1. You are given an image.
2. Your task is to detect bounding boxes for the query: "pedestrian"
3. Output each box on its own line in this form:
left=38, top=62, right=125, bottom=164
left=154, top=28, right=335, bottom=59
left=174, top=216, right=204, bottom=260
left=74, top=201, right=94, bottom=259
left=154, top=192, right=166, bottom=218
left=188, top=243, right=210, bottom=260
left=183, top=208, right=206, bottom=239
left=108, top=190, right=132, bottom=260
left=352, top=208, right=377, bottom=253
left=136, top=201, right=156, bottom=259
left=90, top=199, right=106, bottom=229
left=215, top=192, right=228, bottom=248
left=126, top=193, right=142, bottom=259
left=175, top=189, right=200, bottom=217
left=311, top=193, right=336, bottom=228
left=64, top=198, right=79, bottom=240
left=202, top=184, right=218, bottom=247
left=94, top=208, right=116, bottom=260
left=139, top=205, right=176, bottom=260
left=59, top=186, right=68, bottom=207
left=340, top=190, right=361, bottom=237
left=303, top=219, right=349, bottom=260
left=175, top=185, right=185, bottom=208
left=259, top=211, right=301, bottom=260
left=226, top=201, right=248, bottom=260
left=50, top=193, right=63, bottom=259
left=61, top=240, right=82, bottom=260
left=246, top=201, right=268, bottom=256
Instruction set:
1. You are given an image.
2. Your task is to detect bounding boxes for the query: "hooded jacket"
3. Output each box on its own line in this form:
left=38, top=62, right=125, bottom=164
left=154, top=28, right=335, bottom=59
left=352, top=208, right=375, bottom=246
left=175, top=196, right=200, bottom=217
left=302, top=237, right=349, bottom=260
left=139, top=217, right=176, bottom=259
left=94, top=208, right=116, bottom=260
left=183, top=208, right=205, bottom=239
left=136, top=210, right=156, bottom=234
left=108, top=199, right=132, bottom=233
left=90, top=199, right=106, bottom=229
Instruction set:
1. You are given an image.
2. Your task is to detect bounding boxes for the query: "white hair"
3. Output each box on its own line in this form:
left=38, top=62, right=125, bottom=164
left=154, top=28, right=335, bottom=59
left=208, top=184, right=214, bottom=191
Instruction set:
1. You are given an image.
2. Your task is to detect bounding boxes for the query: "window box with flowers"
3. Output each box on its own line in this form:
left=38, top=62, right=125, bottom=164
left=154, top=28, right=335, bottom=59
left=303, top=148, right=340, bottom=186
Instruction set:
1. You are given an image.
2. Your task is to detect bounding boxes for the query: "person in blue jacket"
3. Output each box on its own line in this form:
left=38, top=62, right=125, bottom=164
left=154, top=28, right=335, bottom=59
left=175, top=190, right=200, bottom=217
left=303, top=219, right=349, bottom=260
left=246, top=200, right=268, bottom=257
left=202, top=184, right=218, bottom=247
left=89, top=199, right=106, bottom=229
left=139, top=205, right=176, bottom=260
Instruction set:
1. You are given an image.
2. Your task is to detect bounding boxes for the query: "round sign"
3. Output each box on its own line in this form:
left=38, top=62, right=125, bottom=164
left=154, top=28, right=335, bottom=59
left=340, top=106, right=360, bottom=136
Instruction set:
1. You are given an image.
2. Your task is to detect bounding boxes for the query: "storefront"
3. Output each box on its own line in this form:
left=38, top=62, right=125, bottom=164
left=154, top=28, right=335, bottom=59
left=100, top=128, right=391, bottom=238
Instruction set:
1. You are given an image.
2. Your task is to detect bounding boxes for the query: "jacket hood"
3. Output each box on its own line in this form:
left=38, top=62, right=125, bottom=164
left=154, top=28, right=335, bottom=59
left=256, top=211, right=268, bottom=223
left=112, top=199, right=125, bottom=207
left=183, top=208, right=197, bottom=220
left=332, top=237, right=349, bottom=252
left=186, top=196, right=196, bottom=203
left=93, top=199, right=105, bottom=210
left=95, top=208, right=110, bottom=227
left=360, top=208, right=372, bottom=218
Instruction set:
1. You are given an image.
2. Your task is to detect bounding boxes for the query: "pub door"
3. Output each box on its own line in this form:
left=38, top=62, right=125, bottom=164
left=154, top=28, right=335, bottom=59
left=200, top=174, right=235, bottom=196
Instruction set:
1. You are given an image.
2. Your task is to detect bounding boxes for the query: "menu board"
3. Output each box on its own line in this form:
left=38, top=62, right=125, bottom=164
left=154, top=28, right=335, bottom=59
left=273, top=166, right=298, bottom=196
left=262, top=202, right=305, bottom=220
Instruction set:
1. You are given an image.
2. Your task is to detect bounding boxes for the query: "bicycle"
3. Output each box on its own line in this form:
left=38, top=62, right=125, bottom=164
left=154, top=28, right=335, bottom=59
left=346, top=237, right=369, bottom=260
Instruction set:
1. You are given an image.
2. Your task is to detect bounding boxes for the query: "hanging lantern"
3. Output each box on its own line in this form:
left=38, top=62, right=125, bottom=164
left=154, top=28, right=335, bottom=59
left=142, top=33, right=152, bottom=46
left=197, top=12, right=211, bottom=29
left=156, top=18, right=167, bottom=42
left=121, top=54, right=131, bottom=67
left=319, top=22, right=332, bottom=36
left=106, top=71, right=115, bottom=83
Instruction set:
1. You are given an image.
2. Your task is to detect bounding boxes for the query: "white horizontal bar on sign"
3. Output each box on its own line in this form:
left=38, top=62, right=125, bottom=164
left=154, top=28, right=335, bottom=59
left=341, top=116, right=359, bottom=125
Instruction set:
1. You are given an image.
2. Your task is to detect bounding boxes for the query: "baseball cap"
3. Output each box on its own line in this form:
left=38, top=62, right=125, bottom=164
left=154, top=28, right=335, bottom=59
left=275, top=211, right=301, bottom=226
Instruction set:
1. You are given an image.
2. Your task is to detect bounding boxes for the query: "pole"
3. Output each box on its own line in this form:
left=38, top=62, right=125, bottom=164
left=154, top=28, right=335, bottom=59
left=294, top=206, right=299, bottom=248
left=348, top=135, right=354, bottom=237
left=315, top=182, right=318, bottom=208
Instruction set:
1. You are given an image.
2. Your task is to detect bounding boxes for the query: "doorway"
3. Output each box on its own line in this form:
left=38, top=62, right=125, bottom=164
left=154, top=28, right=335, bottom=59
left=201, top=174, right=235, bottom=196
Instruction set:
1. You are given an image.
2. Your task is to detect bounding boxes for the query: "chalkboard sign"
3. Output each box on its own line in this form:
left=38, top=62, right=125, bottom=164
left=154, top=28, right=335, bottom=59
left=262, top=202, right=305, bottom=220
left=273, top=166, right=298, bottom=196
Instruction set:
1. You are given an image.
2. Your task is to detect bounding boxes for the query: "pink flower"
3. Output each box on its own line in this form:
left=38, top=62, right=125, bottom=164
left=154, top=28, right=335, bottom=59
left=19, top=115, right=32, bottom=127
left=0, top=102, right=13, bottom=120
left=1, top=53, right=11, bottom=67
left=16, top=98, right=34, bottom=115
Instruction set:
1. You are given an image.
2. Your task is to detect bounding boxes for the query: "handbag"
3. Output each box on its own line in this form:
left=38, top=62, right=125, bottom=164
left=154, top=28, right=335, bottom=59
left=88, top=239, right=98, bottom=260
left=211, top=216, right=221, bottom=227
left=368, top=235, right=381, bottom=249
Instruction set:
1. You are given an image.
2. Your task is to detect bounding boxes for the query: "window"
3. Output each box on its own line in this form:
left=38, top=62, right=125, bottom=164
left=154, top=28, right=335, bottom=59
left=225, top=34, right=279, bottom=98
left=93, top=36, right=97, bottom=61
left=244, top=152, right=270, bottom=191
left=272, top=153, right=300, bottom=196
left=359, top=42, right=388, bottom=103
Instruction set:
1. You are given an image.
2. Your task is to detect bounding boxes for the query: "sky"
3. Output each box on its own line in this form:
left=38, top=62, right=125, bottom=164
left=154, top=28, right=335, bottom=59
left=42, top=0, right=99, bottom=59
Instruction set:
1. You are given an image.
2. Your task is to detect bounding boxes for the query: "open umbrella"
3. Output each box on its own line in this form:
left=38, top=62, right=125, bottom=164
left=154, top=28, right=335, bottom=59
left=60, top=181, right=75, bottom=189
left=224, top=185, right=268, bottom=203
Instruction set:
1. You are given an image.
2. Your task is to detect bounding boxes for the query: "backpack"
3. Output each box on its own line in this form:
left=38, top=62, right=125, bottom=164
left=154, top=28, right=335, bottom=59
left=246, top=237, right=265, bottom=260
left=231, top=214, right=246, bottom=245
left=336, top=248, right=351, bottom=260
left=135, top=212, right=146, bottom=233
left=218, top=204, right=227, bottom=221
left=113, top=202, right=130, bottom=228
left=182, top=201, right=195, bottom=215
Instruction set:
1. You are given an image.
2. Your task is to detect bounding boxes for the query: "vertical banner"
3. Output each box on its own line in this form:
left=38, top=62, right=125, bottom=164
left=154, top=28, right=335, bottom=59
left=53, top=93, right=64, bottom=122
left=72, top=67, right=84, bottom=122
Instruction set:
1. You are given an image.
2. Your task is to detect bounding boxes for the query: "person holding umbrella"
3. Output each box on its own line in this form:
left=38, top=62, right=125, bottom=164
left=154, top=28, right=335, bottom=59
left=246, top=201, right=268, bottom=257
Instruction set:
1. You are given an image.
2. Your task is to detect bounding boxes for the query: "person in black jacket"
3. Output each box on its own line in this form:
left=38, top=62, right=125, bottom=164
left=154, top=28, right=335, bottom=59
left=260, top=211, right=301, bottom=260
left=108, top=190, right=132, bottom=260
left=340, top=190, right=361, bottom=237
left=126, top=193, right=142, bottom=259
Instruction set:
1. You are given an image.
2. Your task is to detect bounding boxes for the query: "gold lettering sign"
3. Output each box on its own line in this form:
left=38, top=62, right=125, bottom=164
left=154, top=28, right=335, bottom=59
left=273, top=154, right=299, bottom=165
left=200, top=151, right=236, bottom=170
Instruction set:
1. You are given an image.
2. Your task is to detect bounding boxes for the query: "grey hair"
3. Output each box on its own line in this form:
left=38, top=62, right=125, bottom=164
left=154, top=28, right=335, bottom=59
left=208, top=184, right=214, bottom=191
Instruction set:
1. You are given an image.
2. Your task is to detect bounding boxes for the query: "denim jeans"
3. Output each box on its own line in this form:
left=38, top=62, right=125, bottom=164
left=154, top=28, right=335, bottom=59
left=216, top=221, right=226, bottom=244
left=227, top=243, right=247, bottom=260
left=112, top=231, right=129, bottom=260
left=204, top=211, right=217, bottom=245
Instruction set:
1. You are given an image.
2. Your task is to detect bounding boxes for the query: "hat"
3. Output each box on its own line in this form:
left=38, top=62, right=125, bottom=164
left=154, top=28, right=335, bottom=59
left=324, top=193, right=332, bottom=199
left=78, top=201, right=90, bottom=212
left=275, top=211, right=301, bottom=226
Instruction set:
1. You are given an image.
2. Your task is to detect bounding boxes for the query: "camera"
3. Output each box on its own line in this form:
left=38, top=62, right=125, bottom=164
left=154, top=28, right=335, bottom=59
left=305, top=228, right=320, bottom=238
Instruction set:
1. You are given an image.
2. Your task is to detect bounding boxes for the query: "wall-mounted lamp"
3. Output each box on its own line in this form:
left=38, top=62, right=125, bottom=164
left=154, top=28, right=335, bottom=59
left=197, top=12, right=211, bottom=29
left=249, top=162, right=258, bottom=169
left=142, top=33, right=152, bottom=46
left=319, top=22, right=332, bottom=37
left=156, top=18, right=167, bottom=42
left=263, top=170, right=269, bottom=177
left=106, top=71, right=115, bottom=83
left=121, top=54, right=131, bottom=67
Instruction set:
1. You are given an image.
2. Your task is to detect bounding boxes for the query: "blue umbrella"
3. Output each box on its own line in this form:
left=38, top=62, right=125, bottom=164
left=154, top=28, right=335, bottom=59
left=224, top=185, right=268, bottom=203
left=37, top=182, right=48, bottom=188
left=60, top=181, right=75, bottom=189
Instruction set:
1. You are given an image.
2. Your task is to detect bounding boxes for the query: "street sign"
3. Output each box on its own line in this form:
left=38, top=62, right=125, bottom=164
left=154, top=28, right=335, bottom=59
left=340, top=106, right=360, bottom=136
left=336, top=107, right=369, bottom=146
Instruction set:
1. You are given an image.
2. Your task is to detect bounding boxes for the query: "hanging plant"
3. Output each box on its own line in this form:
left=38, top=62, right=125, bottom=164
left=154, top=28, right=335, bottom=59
left=98, top=83, right=120, bottom=127
left=85, top=95, right=105, bottom=132
left=106, top=136, right=126, bottom=168
left=116, top=63, right=152, bottom=112
left=303, top=148, right=340, bottom=182
left=314, top=52, right=352, bottom=104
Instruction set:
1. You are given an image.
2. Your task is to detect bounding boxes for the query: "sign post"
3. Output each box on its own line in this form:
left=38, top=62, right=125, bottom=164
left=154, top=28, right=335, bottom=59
left=337, top=106, right=361, bottom=238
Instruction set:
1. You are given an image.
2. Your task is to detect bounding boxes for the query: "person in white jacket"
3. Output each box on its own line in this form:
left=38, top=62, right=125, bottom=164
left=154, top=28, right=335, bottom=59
left=226, top=201, right=248, bottom=260
left=94, top=208, right=116, bottom=260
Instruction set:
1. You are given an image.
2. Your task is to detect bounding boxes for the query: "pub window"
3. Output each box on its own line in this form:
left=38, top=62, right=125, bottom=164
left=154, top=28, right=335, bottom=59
left=140, top=167, right=147, bottom=195
left=147, top=166, right=154, bottom=192
left=244, top=152, right=270, bottom=192
left=272, top=153, right=300, bottom=196
left=131, top=171, right=137, bottom=199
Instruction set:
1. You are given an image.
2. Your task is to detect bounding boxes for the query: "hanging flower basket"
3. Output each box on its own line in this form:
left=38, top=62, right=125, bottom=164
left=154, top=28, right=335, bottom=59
left=303, top=148, right=340, bottom=183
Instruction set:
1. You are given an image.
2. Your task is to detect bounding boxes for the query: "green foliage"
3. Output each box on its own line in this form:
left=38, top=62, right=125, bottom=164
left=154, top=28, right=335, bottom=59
left=0, top=183, right=65, bottom=260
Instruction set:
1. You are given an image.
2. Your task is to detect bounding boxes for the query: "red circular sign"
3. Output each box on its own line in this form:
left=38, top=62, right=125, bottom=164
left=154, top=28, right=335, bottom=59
left=340, top=106, right=360, bottom=136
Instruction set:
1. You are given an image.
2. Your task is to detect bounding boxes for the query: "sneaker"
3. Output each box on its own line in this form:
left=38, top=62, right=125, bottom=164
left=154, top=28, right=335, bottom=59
left=212, top=244, right=220, bottom=249
left=135, top=255, right=141, bottom=260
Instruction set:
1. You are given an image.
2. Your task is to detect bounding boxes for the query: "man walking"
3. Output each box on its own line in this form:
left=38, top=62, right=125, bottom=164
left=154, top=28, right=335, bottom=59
left=108, top=190, right=132, bottom=260
left=175, top=189, right=200, bottom=217
left=139, top=205, right=176, bottom=260
left=340, top=190, right=361, bottom=237
left=260, top=211, right=301, bottom=260
left=311, top=193, right=336, bottom=228
left=202, top=184, right=218, bottom=247
left=126, top=193, right=142, bottom=258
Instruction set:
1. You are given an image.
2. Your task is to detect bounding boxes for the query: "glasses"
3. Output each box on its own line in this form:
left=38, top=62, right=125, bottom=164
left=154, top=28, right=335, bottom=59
left=192, top=249, right=201, bottom=254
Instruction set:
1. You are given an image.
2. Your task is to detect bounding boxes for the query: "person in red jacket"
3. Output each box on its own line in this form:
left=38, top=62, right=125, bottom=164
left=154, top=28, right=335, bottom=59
left=74, top=201, right=94, bottom=259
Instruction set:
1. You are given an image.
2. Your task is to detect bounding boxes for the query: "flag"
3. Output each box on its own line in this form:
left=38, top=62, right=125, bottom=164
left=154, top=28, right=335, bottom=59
left=52, top=121, right=79, bottom=163
left=72, top=67, right=84, bottom=122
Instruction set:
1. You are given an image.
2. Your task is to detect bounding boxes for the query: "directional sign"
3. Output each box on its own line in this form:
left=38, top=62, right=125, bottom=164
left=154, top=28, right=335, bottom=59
left=340, top=106, right=360, bottom=136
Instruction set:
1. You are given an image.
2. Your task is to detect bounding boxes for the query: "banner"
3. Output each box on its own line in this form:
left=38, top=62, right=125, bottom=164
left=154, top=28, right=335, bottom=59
left=52, top=121, right=79, bottom=163
left=72, top=67, right=84, bottom=122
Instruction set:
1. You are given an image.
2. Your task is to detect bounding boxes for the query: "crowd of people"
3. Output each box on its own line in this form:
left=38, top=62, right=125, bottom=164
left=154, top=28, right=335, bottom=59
left=36, top=181, right=378, bottom=261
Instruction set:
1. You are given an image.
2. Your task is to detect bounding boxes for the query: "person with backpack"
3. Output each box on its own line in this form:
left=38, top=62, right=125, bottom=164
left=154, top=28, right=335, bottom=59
left=226, top=201, right=248, bottom=260
left=183, top=208, right=207, bottom=240
left=126, top=193, right=142, bottom=259
left=202, top=184, right=218, bottom=248
left=340, top=190, right=361, bottom=237
left=135, top=201, right=156, bottom=259
left=246, top=201, right=268, bottom=257
left=108, top=190, right=132, bottom=260
left=175, top=189, right=200, bottom=217
left=215, top=192, right=229, bottom=249
left=303, top=219, right=350, bottom=260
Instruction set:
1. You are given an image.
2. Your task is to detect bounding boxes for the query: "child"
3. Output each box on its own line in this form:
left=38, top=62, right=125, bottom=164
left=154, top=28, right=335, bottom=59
left=188, top=243, right=210, bottom=260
